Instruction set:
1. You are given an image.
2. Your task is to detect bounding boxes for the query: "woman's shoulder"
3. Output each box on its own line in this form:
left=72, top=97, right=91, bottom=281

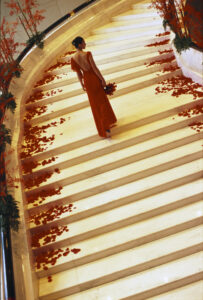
left=72, top=52, right=78, bottom=59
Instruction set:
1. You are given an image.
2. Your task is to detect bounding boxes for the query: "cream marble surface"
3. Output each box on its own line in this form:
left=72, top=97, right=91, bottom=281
left=29, top=158, right=202, bottom=218
left=33, top=50, right=172, bottom=94
left=87, top=24, right=164, bottom=43
left=29, top=64, right=178, bottom=127
left=77, top=43, right=163, bottom=61
left=32, top=171, right=202, bottom=231
left=39, top=203, right=203, bottom=296
left=35, top=181, right=203, bottom=276
left=86, top=27, right=165, bottom=46
left=37, top=50, right=173, bottom=92
left=113, top=9, right=159, bottom=20
left=33, top=185, right=203, bottom=255
left=93, top=18, right=162, bottom=33
left=26, top=139, right=202, bottom=196
left=80, top=41, right=171, bottom=61
left=24, top=89, right=202, bottom=166
left=85, top=31, right=170, bottom=53
left=26, top=122, right=200, bottom=181
left=57, top=254, right=203, bottom=300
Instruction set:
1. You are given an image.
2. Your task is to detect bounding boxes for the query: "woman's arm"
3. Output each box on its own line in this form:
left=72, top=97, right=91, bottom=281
left=76, top=70, right=86, bottom=91
left=89, top=52, right=106, bottom=87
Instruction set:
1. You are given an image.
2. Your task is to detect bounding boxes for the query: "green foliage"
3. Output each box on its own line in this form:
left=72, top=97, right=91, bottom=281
left=163, top=19, right=169, bottom=30
left=0, top=92, right=17, bottom=113
left=5, top=99, right=17, bottom=113
left=174, top=34, right=193, bottom=53
left=0, top=109, right=3, bottom=120
left=26, top=32, right=45, bottom=49
left=0, top=194, right=20, bottom=231
left=12, top=64, right=23, bottom=78
left=0, top=124, right=11, bottom=153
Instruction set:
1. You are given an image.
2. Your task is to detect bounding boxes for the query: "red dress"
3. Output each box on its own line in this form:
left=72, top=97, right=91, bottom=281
left=71, top=51, right=117, bottom=137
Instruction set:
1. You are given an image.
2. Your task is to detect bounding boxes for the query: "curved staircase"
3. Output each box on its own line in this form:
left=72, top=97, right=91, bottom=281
left=21, top=1, right=203, bottom=299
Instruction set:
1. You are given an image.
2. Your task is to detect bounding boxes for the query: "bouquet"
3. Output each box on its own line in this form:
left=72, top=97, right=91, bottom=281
left=104, top=82, right=117, bottom=95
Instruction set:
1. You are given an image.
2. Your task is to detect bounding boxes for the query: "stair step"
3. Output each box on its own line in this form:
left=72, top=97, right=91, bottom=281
left=86, top=26, right=165, bottom=46
left=86, top=33, right=170, bottom=54
left=25, top=65, right=181, bottom=118
left=38, top=223, right=202, bottom=283
left=35, top=182, right=203, bottom=276
left=49, top=43, right=171, bottom=80
left=33, top=51, right=173, bottom=91
left=24, top=119, right=201, bottom=179
left=113, top=10, right=159, bottom=21
left=31, top=176, right=203, bottom=237
left=27, top=128, right=202, bottom=225
left=26, top=137, right=202, bottom=196
left=36, top=50, right=174, bottom=92
left=93, top=18, right=162, bottom=34
left=28, top=151, right=203, bottom=218
left=57, top=273, right=203, bottom=300
left=32, top=49, right=174, bottom=92
left=133, top=3, right=152, bottom=9
left=89, top=23, right=163, bottom=41
left=38, top=204, right=203, bottom=299
left=30, top=161, right=202, bottom=250
left=22, top=91, right=203, bottom=167
left=91, top=41, right=170, bottom=64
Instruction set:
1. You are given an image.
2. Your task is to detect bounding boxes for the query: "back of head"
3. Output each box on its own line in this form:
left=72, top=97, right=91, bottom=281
left=72, top=36, right=84, bottom=49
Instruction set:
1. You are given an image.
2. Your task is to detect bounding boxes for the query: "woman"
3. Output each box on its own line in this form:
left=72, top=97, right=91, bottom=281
left=71, top=36, right=117, bottom=138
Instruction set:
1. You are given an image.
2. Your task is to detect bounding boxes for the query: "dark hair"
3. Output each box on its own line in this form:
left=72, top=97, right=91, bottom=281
left=72, top=36, right=84, bottom=49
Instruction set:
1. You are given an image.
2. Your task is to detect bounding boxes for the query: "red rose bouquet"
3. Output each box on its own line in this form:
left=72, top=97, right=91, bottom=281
left=104, top=82, right=117, bottom=95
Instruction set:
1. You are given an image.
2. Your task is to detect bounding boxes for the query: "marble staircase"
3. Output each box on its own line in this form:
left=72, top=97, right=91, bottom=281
left=21, top=1, right=203, bottom=299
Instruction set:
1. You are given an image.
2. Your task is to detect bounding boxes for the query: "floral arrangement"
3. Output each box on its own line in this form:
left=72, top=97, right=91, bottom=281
left=104, top=82, right=117, bottom=95
left=6, top=0, right=46, bottom=48
left=145, top=33, right=203, bottom=135
left=0, top=16, right=21, bottom=231
left=150, top=0, right=203, bottom=53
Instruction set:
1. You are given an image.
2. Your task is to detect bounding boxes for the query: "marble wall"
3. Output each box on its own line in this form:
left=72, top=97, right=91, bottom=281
left=170, top=32, right=203, bottom=86
left=0, top=0, right=86, bottom=55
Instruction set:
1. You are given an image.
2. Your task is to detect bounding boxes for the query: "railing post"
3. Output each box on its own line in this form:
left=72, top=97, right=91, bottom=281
left=0, top=216, right=16, bottom=300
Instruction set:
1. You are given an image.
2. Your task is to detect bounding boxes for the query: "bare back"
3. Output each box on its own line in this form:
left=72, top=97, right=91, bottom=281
left=72, top=51, right=91, bottom=71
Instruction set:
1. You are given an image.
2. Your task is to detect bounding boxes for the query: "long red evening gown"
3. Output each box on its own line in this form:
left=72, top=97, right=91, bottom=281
left=71, top=51, right=117, bottom=138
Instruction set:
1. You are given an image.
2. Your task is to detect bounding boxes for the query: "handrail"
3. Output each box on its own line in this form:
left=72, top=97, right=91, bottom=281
left=0, top=217, right=16, bottom=300
left=17, top=0, right=98, bottom=63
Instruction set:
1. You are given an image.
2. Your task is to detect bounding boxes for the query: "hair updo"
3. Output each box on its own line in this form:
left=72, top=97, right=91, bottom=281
left=72, top=36, right=84, bottom=49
